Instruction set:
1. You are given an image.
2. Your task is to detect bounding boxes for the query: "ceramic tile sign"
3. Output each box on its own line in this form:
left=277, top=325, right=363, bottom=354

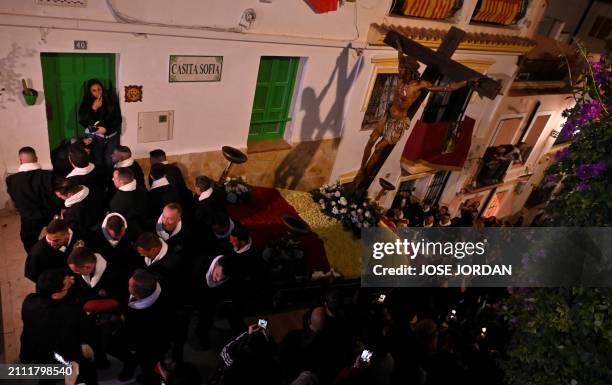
left=169, top=55, right=223, bottom=82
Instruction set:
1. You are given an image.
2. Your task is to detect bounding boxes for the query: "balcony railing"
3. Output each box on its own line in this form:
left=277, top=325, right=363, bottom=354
left=473, top=159, right=512, bottom=189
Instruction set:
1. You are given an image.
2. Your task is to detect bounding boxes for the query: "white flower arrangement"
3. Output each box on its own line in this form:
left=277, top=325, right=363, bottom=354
left=310, top=181, right=382, bottom=237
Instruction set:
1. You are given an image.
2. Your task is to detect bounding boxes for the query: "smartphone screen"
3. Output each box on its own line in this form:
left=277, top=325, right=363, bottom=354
left=360, top=349, right=373, bottom=363
left=258, top=319, right=268, bottom=329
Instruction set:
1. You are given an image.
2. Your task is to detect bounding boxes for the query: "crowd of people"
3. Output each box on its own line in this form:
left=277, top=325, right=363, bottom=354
left=6, top=79, right=511, bottom=385
left=386, top=191, right=518, bottom=229
left=9, top=141, right=259, bottom=385
left=6, top=141, right=512, bottom=385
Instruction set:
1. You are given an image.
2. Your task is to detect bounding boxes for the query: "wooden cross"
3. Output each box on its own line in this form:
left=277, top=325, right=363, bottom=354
left=351, top=27, right=501, bottom=199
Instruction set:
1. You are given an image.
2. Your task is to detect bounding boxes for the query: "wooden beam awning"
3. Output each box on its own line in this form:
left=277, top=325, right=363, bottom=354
left=368, top=23, right=536, bottom=54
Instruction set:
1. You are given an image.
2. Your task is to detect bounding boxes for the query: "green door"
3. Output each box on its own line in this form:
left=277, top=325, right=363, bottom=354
left=248, top=56, right=300, bottom=141
left=40, top=53, right=116, bottom=150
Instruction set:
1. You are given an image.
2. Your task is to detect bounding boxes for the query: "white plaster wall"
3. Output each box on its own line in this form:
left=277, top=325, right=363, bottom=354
left=0, top=0, right=548, bottom=43
left=0, top=25, right=363, bottom=174
left=0, top=0, right=552, bottom=211
left=0, top=0, right=384, bottom=43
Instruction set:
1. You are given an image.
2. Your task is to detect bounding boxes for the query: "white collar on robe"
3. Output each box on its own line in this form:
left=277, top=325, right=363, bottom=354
left=65, top=186, right=89, bottom=207
left=206, top=255, right=228, bottom=288
left=439, top=221, right=451, bottom=227
left=114, top=158, right=134, bottom=168
left=128, top=283, right=161, bottom=310
left=18, top=162, right=41, bottom=172
left=118, top=179, right=137, bottom=192
left=198, top=187, right=213, bottom=201
left=234, top=237, right=252, bottom=254
left=156, top=214, right=182, bottom=241
left=150, top=177, right=170, bottom=190
left=81, top=253, right=107, bottom=288
left=214, top=218, right=234, bottom=239
left=66, top=163, right=95, bottom=178
left=145, top=238, right=168, bottom=266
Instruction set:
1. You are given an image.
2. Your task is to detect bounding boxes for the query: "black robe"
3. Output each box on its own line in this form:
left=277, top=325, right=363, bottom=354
left=20, top=293, right=93, bottom=363
left=6, top=168, right=60, bottom=251
left=85, top=228, right=141, bottom=280
left=145, top=246, right=182, bottom=297
left=148, top=163, right=193, bottom=212
left=67, top=165, right=108, bottom=208
left=25, top=232, right=82, bottom=283
left=71, top=257, right=128, bottom=307
left=63, top=192, right=104, bottom=235
left=147, top=163, right=185, bottom=189
left=109, top=186, right=149, bottom=233
left=124, top=290, right=172, bottom=381
left=194, top=187, right=227, bottom=230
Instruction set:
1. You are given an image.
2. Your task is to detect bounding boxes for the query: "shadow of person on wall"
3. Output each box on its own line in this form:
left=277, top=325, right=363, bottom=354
left=274, top=45, right=363, bottom=190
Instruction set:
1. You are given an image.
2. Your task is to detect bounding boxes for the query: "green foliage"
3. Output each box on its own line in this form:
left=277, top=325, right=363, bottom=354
left=544, top=44, right=611, bottom=226
left=503, top=44, right=612, bottom=385
left=502, top=288, right=612, bottom=385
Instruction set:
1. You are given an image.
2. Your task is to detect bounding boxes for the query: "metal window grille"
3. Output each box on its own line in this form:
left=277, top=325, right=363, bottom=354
left=424, top=171, right=450, bottom=203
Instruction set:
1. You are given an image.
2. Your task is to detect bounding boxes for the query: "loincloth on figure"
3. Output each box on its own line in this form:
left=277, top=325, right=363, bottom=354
left=382, top=116, right=410, bottom=145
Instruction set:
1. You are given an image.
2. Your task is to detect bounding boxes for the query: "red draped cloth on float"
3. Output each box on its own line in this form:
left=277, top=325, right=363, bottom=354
left=226, top=187, right=330, bottom=273
left=401, top=117, right=475, bottom=172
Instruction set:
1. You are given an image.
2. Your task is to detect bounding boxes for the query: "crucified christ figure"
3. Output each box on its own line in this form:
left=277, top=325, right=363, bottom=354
left=354, top=43, right=482, bottom=195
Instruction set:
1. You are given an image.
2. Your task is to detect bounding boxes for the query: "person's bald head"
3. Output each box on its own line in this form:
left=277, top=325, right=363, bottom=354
left=18, top=147, right=37, bottom=164
left=309, top=306, right=326, bottom=334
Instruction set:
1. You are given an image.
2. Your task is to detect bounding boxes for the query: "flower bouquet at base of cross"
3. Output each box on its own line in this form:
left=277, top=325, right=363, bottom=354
left=310, top=181, right=381, bottom=237
left=341, top=200, right=382, bottom=238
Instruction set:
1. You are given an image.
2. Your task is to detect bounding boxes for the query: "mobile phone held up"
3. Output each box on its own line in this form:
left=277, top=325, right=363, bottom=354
left=360, top=349, right=373, bottom=364
left=258, top=319, right=268, bottom=329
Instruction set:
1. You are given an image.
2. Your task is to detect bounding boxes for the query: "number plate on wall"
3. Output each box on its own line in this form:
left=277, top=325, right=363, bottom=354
left=169, top=55, right=223, bottom=82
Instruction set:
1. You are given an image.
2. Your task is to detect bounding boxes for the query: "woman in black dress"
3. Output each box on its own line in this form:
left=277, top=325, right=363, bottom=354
left=78, top=79, right=122, bottom=169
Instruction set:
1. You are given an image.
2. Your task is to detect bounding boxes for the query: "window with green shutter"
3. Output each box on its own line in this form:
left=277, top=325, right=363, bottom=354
left=248, top=56, right=300, bottom=142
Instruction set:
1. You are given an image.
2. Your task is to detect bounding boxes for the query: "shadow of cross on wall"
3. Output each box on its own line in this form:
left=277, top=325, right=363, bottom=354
left=274, top=45, right=363, bottom=190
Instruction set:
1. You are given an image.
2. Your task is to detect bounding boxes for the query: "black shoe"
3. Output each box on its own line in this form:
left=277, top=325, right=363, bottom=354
left=118, top=358, right=137, bottom=382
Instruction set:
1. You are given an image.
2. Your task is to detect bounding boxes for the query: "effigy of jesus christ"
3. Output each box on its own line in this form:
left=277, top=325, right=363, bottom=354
left=351, top=27, right=501, bottom=199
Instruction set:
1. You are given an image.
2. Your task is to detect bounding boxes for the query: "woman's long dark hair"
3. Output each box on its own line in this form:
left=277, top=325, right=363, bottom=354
left=80, top=78, right=118, bottom=112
